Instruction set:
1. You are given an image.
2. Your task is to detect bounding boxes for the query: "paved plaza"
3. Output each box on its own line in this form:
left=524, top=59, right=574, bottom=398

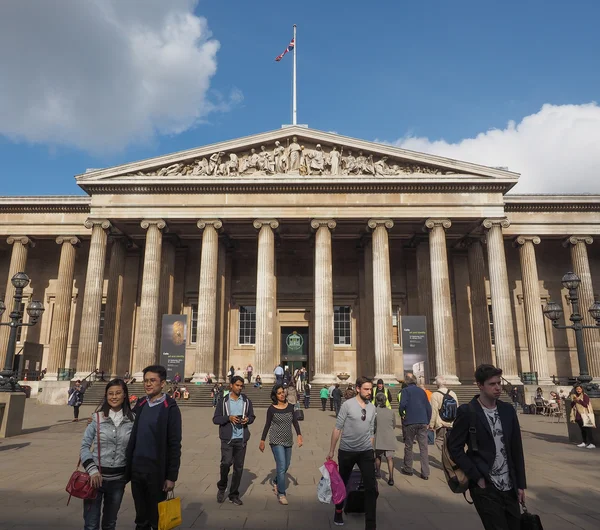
left=1, top=401, right=600, bottom=530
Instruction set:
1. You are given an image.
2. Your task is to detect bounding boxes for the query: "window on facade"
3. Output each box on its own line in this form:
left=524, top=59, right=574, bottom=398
left=334, top=306, right=351, bottom=345
left=239, top=306, right=256, bottom=345
left=97, top=303, right=106, bottom=343
left=190, top=304, right=198, bottom=344
left=15, top=303, right=26, bottom=343
left=488, top=304, right=495, bottom=346
left=392, top=305, right=401, bottom=345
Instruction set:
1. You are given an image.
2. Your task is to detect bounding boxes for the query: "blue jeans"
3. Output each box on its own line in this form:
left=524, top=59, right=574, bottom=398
left=83, top=478, right=126, bottom=530
left=271, top=444, right=292, bottom=496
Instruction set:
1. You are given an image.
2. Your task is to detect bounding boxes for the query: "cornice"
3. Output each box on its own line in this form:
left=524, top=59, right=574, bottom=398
left=78, top=179, right=514, bottom=195
left=0, top=196, right=91, bottom=213
left=504, top=195, right=600, bottom=212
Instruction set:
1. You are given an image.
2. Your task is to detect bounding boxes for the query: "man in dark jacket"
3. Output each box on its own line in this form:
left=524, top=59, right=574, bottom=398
left=126, top=365, right=182, bottom=530
left=448, top=364, right=526, bottom=530
left=212, top=375, right=256, bottom=505
left=399, top=373, right=432, bottom=479
left=332, top=383, right=342, bottom=417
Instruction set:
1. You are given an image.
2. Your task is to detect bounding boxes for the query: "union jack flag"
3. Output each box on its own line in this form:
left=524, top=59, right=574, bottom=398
left=275, top=38, right=294, bottom=62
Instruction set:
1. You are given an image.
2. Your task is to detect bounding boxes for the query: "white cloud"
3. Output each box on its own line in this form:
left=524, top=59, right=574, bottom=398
left=390, top=103, right=600, bottom=194
left=0, top=0, right=235, bottom=153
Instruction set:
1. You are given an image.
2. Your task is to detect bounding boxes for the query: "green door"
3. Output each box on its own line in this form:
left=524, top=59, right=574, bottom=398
left=280, top=327, right=309, bottom=377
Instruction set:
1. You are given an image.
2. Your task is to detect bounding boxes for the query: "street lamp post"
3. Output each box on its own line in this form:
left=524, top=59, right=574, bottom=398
left=543, top=271, right=600, bottom=398
left=0, top=272, right=45, bottom=392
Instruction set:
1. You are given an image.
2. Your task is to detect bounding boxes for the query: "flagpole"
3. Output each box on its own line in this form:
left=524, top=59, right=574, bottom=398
left=292, top=24, right=297, bottom=125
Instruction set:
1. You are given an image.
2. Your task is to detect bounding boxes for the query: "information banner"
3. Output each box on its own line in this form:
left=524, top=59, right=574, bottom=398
left=160, top=315, right=187, bottom=381
left=401, top=316, right=428, bottom=376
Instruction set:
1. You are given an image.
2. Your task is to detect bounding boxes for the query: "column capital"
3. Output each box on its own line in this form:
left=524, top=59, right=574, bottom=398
left=140, top=219, right=167, bottom=231
left=84, top=218, right=111, bottom=231
left=55, top=235, right=81, bottom=246
left=563, top=235, right=593, bottom=247
left=6, top=235, right=35, bottom=247
left=424, top=218, right=451, bottom=231
left=311, top=219, right=336, bottom=231
left=514, top=235, right=541, bottom=247
left=197, top=219, right=223, bottom=231
left=253, top=219, right=279, bottom=230
left=367, top=219, right=394, bottom=231
left=482, top=218, right=510, bottom=230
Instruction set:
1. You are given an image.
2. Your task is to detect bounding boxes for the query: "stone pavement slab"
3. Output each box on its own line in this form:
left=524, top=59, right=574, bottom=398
left=1, top=401, right=599, bottom=529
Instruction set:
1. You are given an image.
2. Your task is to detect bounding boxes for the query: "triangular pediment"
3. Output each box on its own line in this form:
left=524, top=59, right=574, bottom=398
left=76, top=126, right=519, bottom=187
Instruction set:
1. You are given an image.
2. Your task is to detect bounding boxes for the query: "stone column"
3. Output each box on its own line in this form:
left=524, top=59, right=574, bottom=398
left=425, top=219, right=460, bottom=384
left=192, top=219, right=222, bottom=382
left=515, top=236, right=552, bottom=384
left=466, top=238, right=494, bottom=366
left=75, top=219, right=111, bottom=379
left=253, top=219, right=279, bottom=384
left=0, top=236, right=34, bottom=368
left=159, top=237, right=177, bottom=318
left=101, top=236, right=128, bottom=377
left=133, top=220, right=166, bottom=378
left=311, top=219, right=336, bottom=384
left=368, top=219, right=396, bottom=383
left=565, top=236, right=600, bottom=378
left=483, top=219, right=521, bottom=383
left=46, top=236, right=80, bottom=380
left=416, top=241, right=436, bottom=382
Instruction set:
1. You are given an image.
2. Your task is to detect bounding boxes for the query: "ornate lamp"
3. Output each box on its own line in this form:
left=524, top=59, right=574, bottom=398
left=26, top=300, right=45, bottom=323
left=561, top=271, right=581, bottom=290
left=11, top=272, right=30, bottom=290
left=542, top=301, right=563, bottom=323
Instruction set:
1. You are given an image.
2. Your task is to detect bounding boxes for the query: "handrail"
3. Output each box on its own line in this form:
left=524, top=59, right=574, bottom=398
left=80, top=369, right=98, bottom=383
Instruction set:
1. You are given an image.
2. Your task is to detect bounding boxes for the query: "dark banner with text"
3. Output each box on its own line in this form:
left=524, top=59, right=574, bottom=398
left=401, top=316, right=428, bottom=379
left=160, top=315, right=187, bottom=381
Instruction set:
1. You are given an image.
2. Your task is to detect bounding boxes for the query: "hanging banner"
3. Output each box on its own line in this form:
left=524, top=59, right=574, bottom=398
left=401, top=316, right=428, bottom=376
left=160, top=315, right=187, bottom=381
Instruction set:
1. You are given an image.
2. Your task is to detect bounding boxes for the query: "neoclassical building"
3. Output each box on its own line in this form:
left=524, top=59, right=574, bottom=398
left=1, top=127, right=599, bottom=402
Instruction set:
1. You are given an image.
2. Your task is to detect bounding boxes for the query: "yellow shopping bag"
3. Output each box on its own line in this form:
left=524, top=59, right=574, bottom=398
left=158, top=492, right=182, bottom=530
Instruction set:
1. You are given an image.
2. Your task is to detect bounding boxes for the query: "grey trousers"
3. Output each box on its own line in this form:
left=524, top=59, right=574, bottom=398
left=403, top=423, right=430, bottom=478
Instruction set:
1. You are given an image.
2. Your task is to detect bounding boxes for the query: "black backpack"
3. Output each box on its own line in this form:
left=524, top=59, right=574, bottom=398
left=437, top=390, right=458, bottom=423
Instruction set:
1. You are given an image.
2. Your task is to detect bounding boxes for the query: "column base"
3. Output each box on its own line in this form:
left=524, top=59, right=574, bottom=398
left=536, top=377, right=555, bottom=386
left=132, top=371, right=145, bottom=381
left=37, top=381, right=71, bottom=405
left=438, top=374, right=462, bottom=386
left=259, top=374, right=275, bottom=385
left=73, top=372, right=102, bottom=382
left=191, top=373, right=210, bottom=383
left=374, top=374, right=398, bottom=386
left=502, top=375, right=523, bottom=385
left=42, top=372, right=59, bottom=382
left=311, top=373, right=337, bottom=385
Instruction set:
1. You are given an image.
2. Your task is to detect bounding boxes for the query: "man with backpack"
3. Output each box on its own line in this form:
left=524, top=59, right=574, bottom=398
left=429, top=376, right=458, bottom=451
left=447, top=364, right=526, bottom=530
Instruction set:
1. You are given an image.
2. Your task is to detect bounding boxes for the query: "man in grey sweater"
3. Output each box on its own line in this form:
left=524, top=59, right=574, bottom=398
left=327, top=376, right=377, bottom=530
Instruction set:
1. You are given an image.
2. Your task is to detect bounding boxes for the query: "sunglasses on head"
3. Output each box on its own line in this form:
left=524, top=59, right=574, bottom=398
left=361, top=409, right=366, bottom=421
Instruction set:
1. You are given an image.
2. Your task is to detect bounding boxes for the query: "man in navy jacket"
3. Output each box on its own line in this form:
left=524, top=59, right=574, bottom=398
left=213, top=376, right=256, bottom=505
left=399, top=373, right=432, bottom=479
left=126, top=365, right=182, bottom=530
left=448, top=364, right=526, bottom=530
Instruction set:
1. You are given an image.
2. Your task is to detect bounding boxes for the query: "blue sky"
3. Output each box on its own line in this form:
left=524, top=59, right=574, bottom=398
left=1, top=0, right=600, bottom=195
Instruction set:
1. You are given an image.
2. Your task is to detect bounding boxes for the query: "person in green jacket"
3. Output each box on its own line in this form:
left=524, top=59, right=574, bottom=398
left=320, top=386, right=329, bottom=411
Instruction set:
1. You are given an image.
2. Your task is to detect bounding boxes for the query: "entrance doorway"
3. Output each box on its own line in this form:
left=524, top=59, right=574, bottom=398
left=280, top=326, right=309, bottom=378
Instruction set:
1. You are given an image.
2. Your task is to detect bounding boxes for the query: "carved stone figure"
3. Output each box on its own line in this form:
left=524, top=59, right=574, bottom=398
left=191, top=158, right=209, bottom=176
left=273, top=141, right=286, bottom=173
left=329, top=146, right=341, bottom=176
left=225, top=153, right=239, bottom=176
left=308, top=144, right=325, bottom=175
left=259, top=145, right=274, bottom=174
left=374, top=156, right=390, bottom=176
left=343, top=150, right=357, bottom=174
left=159, top=163, right=183, bottom=176
left=288, top=136, right=301, bottom=172
left=208, top=152, right=225, bottom=175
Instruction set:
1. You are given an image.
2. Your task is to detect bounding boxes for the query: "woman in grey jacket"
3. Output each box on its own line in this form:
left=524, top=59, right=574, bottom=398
left=80, top=379, right=135, bottom=530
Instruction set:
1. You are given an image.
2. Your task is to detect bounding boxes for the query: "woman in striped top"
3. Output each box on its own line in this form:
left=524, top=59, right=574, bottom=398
left=259, top=384, right=303, bottom=505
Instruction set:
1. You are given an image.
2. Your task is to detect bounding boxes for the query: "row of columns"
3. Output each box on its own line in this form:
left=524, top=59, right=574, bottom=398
left=2, top=217, right=598, bottom=384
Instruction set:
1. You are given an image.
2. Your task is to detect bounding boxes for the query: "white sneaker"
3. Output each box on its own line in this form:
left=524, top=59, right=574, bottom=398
left=587, top=444, right=596, bottom=449
left=577, top=442, right=586, bottom=447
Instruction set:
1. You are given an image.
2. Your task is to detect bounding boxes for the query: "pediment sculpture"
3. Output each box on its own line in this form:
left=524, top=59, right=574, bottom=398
left=123, top=137, right=446, bottom=177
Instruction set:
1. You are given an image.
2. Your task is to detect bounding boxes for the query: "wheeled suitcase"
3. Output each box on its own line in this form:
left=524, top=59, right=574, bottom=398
left=344, top=469, right=365, bottom=514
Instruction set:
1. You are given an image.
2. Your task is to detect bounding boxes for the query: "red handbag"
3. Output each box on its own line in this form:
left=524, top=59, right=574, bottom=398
left=66, top=413, right=102, bottom=505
